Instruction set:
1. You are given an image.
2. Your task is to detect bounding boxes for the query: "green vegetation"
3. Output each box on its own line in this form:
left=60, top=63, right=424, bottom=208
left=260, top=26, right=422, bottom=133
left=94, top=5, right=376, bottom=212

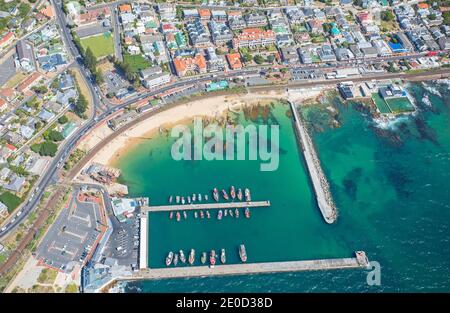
left=73, top=93, right=88, bottom=117
left=65, top=283, right=78, bottom=293
left=115, top=54, right=151, bottom=84
left=80, top=33, right=115, bottom=59
left=43, top=130, right=64, bottom=142
left=58, top=115, right=69, bottom=124
left=37, top=268, right=58, bottom=284
left=31, top=85, right=48, bottom=94
left=9, top=165, right=28, bottom=176
left=0, top=191, right=22, bottom=213
left=30, top=141, right=58, bottom=157
left=381, top=10, right=395, bottom=22
left=253, top=55, right=265, bottom=64
left=64, top=149, right=86, bottom=170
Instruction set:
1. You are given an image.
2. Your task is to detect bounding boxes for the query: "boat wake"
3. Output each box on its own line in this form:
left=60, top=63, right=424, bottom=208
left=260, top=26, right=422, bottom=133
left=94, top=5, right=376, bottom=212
left=421, top=93, right=432, bottom=107
left=421, top=82, right=442, bottom=98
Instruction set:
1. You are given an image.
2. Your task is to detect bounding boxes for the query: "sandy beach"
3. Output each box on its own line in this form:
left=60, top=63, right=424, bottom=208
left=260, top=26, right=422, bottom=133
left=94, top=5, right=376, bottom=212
left=88, top=90, right=325, bottom=167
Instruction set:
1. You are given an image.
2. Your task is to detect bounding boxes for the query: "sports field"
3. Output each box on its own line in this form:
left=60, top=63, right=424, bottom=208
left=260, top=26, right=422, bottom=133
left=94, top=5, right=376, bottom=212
left=80, top=32, right=115, bottom=59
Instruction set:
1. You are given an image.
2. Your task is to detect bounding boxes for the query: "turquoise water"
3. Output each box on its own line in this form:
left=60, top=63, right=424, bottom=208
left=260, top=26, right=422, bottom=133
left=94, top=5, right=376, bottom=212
left=120, top=81, right=450, bottom=292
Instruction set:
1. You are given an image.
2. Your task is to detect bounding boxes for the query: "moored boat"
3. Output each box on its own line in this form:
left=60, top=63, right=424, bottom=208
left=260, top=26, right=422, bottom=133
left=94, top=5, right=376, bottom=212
left=224, top=209, right=228, bottom=217
left=179, top=250, right=186, bottom=263
left=239, top=244, right=247, bottom=263
left=229, top=209, right=234, bottom=217
left=176, top=212, right=181, bottom=222
left=237, top=188, right=243, bottom=201
left=222, top=189, right=229, bottom=200
left=212, top=188, right=219, bottom=202
left=176, top=196, right=180, bottom=204
left=201, top=252, right=207, bottom=264
left=200, top=210, right=204, bottom=218
left=173, top=253, right=179, bottom=266
left=192, top=194, right=196, bottom=202
left=210, top=250, right=216, bottom=267
left=183, top=211, right=187, bottom=219
left=189, top=249, right=195, bottom=265
left=169, top=211, right=173, bottom=219
left=221, top=249, right=226, bottom=264
left=205, top=195, right=208, bottom=201
left=245, top=207, right=250, bottom=218
left=166, top=251, right=174, bottom=266
left=235, top=208, right=239, bottom=218
left=198, top=194, right=202, bottom=201
left=194, top=211, right=198, bottom=218
left=206, top=210, right=210, bottom=219
left=169, top=196, right=173, bottom=203
left=181, top=197, right=185, bottom=204
left=217, top=210, right=223, bottom=220
left=187, top=196, right=191, bottom=204
left=245, top=188, right=251, bottom=201
left=230, top=186, right=236, bottom=199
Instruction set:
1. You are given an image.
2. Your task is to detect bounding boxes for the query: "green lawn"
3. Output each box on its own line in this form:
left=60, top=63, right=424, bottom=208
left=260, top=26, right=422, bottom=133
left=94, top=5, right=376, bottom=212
left=0, top=191, right=22, bottom=213
left=80, top=33, right=115, bottom=59
left=123, top=54, right=152, bottom=74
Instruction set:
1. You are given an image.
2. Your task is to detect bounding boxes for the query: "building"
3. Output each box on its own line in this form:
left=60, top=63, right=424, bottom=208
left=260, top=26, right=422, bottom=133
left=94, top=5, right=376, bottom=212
left=338, top=82, right=355, bottom=99
left=318, top=45, right=337, bottom=62
left=360, top=46, right=378, bottom=58
left=379, top=84, right=407, bottom=99
left=396, top=32, right=414, bottom=52
left=208, top=20, right=232, bottom=44
left=0, top=32, right=15, bottom=49
left=299, top=49, right=313, bottom=64
left=140, top=67, right=171, bottom=89
left=0, top=201, right=8, bottom=218
left=16, top=40, right=35, bottom=72
left=244, top=13, right=268, bottom=27
left=226, top=53, right=243, bottom=70
left=186, top=19, right=210, bottom=47
left=111, top=197, right=138, bottom=222
left=173, top=53, right=207, bottom=76
left=280, top=47, right=299, bottom=63
left=157, top=4, right=176, bottom=21
left=17, top=72, right=41, bottom=93
left=4, top=174, right=26, bottom=193
left=198, top=9, right=211, bottom=20
left=232, top=28, right=276, bottom=50
left=211, top=10, right=227, bottom=22
left=228, top=16, right=246, bottom=30
left=306, top=20, right=322, bottom=33
left=183, top=9, right=199, bottom=20
left=205, top=47, right=225, bottom=72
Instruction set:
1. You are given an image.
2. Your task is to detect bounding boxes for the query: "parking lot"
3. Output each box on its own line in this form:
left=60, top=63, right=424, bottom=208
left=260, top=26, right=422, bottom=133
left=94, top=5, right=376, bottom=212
left=102, top=213, right=140, bottom=269
left=36, top=188, right=103, bottom=272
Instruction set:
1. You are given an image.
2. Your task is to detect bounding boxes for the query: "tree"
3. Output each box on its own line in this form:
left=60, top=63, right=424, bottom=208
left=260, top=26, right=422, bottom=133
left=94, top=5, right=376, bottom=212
left=58, top=115, right=69, bottom=124
left=84, top=47, right=97, bottom=72
left=381, top=10, right=395, bottom=22
left=93, top=69, right=104, bottom=84
left=47, top=130, right=64, bottom=142
left=74, top=94, right=88, bottom=117
left=253, top=55, right=265, bottom=64
left=32, top=85, right=48, bottom=94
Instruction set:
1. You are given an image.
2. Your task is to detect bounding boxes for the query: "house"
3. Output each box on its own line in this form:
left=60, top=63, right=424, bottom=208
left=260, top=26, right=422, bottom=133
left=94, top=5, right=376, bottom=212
left=173, top=53, right=207, bottom=76
left=127, top=45, right=141, bottom=55
left=4, top=174, right=26, bottom=193
left=280, top=47, right=299, bottom=64
left=183, top=9, right=199, bottom=20
left=20, top=125, right=34, bottom=139
left=56, top=89, right=77, bottom=106
left=228, top=16, right=247, bottom=30
left=38, top=109, right=56, bottom=123
left=0, top=201, right=8, bottom=218
left=0, top=167, right=11, bottom=180
left=211, top=10, right=227, bottom=22
left=438, top=37, right=450, bottom=50
left=396, top=32, right=414, bottom=51
left=198, top=9, right=211, bottom=20
left=306, top=20, right=322, bottom=33
left=232, top=28, right=276, bottom=50
left=0, top=88, right=16, bottom=102
left=0, top=98, right=6, bottom=112
left=40, top=5, right=55, bottom=19
left=157, top=4, right=176, bottom=21
left=226, top=53, right=243, bottom=70
left=22, top=19, right=36, bottom=32
left=335, top=48, right=354, bottom=61
left=118, top=4, right=132, bottom=14
left=0, top=32, right=15, bottom=49
left=357, top=12, right=372, bottom=25
left=16, top=40, right=35, bottom=72
left=59, top=73, right=75, bottom=90
left=16, top=72, right=41, bottom=93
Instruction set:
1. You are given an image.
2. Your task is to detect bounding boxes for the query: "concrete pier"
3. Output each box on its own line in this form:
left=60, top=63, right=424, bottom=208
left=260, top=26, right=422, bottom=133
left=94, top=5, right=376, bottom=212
left=141, top=200, right=271, bottom=213
left=131, top=251, right=370, bottom=281
left=139, top=215, right=148, bottom=269
left=289, top=101, right=337, bottom=224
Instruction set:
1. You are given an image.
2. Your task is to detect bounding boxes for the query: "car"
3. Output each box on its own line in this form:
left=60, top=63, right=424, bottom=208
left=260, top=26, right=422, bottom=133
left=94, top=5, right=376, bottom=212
left=10, top=218, right=16, bottom=223
left=16, top=211, right=22, bottom=217
left=1, top=226, right=6, bottom=232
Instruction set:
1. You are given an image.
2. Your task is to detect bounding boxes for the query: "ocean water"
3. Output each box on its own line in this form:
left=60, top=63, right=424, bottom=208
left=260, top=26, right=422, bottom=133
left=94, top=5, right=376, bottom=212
left=118, top=81, right=450, bottom=292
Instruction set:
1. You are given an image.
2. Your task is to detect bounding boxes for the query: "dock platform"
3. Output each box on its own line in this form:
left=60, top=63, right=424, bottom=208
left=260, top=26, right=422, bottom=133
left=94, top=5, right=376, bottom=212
left=131, top=251, right=370, bottom=281
left=289, top=101, right=337, bottom=224
left=141, top=200, right=271, bottom=213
